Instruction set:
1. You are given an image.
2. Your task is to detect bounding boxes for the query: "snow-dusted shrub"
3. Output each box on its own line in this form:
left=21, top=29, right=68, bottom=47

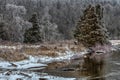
left=5, top=4, right=32, bottom=42
left=6, top=4, right=26, bottom=17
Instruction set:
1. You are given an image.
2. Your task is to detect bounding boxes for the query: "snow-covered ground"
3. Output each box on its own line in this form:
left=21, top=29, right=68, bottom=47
left=0, top=40, right=119, bottom=80
left=0, top=48, right=82, bottom=80
left=0, top=48, right=79, bottom=70
left=0, top=47, right=109, bottom=80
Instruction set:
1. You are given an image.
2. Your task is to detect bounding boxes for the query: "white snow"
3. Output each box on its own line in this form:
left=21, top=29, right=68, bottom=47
left=0, top=46, right=86, bottom=70
left=0, top=45, right=23, bottom=50
left=0, top=57, right=47, bottom=70
left=17, top=63, right=47, bottom=70
left=0, top=71, right=80, bottom=80
left=0, top=45, right=40, bottom=50
left=24, top=45, right=41, bottom=48
left=0, top=62, right=12, bottom=67
left=40, top=75, right=76, bottom=80
left=0, top=62, right=46, bottom=70
left=38, top=50, right=78, bottom=63
left=0, top=47, right=79, bottom=71
left=110, top=40, right=120, bottom=46
left=9, top=75, right=24, bottom=80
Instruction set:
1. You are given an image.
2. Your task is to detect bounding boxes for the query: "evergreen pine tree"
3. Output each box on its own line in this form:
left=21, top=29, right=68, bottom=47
left=24, top=13, right=42, bottom=43
left=0, top=22, right=7, bottom=40
left=74, top=4, right=109, bottom=48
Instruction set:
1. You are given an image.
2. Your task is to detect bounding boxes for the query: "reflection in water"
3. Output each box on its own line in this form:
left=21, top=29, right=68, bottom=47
left=89, top=78, right=105, bottom=80
left=83, top=57, right=106, bottom=80
left=44, top=54, right=107, bottom=80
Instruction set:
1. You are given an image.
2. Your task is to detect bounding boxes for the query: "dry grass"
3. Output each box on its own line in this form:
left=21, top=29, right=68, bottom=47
left=0, top=49, right=27, bottom=61
left=24, top=43, right=84, bottom=57
left=0, top=40, right=85, bottom=61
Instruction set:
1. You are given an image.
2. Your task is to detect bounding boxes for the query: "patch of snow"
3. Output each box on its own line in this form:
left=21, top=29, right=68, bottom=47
left=0, top=62, right=11, bottom=67
left=0, top=45, right=23, bottom=50
left=38, top=50, right=76, bottom=63
left=13, top=60, right=30, bottom=65
left=115, top=63, right=120, bottom=65
left=25, top=45, right=41, bottom=48
left=110, top=40, right=120, bottom=46
left=0, top=62, right=17, bottom=70
left=28, top=56, right=39, bottom=63
left=0, top=59, right=47, bottom=70
left=17, top=63, right=47, bottom=70
left=38, top=51, right=87, bottom=66
left=40, top=75, right=76, bottom=80
left=9, top=74, right=24, bottom=80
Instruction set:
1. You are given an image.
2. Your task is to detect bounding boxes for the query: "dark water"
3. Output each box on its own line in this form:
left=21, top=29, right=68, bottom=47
left=105, top=50, right=120, bottom=80
left=42, top=50, right=120, bottom=80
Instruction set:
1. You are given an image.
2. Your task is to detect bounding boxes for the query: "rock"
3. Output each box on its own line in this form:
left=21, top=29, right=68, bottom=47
left=62, top=68, right=75, bottom=71
left=39, top=78, right=48, bottom=80
left=16, top=78, right=23, bottom=80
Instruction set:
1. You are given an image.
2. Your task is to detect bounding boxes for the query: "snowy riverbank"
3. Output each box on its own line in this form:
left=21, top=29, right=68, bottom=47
left=0, top=40, right=119, bottom=80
